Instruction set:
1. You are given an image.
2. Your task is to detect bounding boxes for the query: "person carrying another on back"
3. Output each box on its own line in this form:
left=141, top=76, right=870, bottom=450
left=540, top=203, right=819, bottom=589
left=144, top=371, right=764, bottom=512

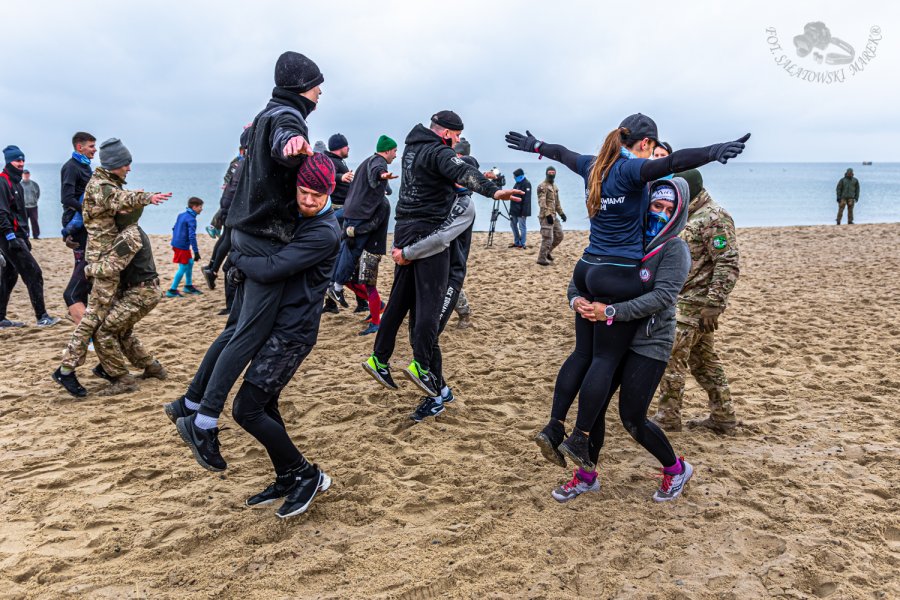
left=167, top=197, right=204, bottom=297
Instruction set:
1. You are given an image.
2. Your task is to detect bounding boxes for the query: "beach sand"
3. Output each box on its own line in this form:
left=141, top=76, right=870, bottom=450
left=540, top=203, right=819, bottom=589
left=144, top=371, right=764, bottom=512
left=0, top=224, right=898, bottom=599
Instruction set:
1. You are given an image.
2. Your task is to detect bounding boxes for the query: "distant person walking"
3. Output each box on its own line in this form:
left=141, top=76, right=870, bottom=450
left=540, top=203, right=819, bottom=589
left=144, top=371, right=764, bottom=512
left=167, top=197, right=204, bottom=297
left=835, top=168, right=859, bottom=225
left=536, top=166, right=566, bottom=265
left=509, top=168, right=531, bottom=248
left=653, top=170, right=740, bottom=434
left=21, top=169, right=40, bottom=239
left=0, top=145, right=58, bottom=328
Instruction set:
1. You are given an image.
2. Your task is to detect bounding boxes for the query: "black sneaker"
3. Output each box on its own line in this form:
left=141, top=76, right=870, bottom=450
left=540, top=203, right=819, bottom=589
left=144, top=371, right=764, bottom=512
left=52, top=367, right=87, bottom=397
left=559, top=430, right=595, bottom=472
left=276, top=467, right=332, bottom=519
left=175, top=413, right=227, bottom=472
left=535, top=420, right=567, bottom=468
left=36, top=315, right=61, bottom=327
left=322, top=297, right=340, bottom=314
left=164, top=396, right=195, bottom=424
left=362, top=355, right=398, bottom=390
left=202, top=267, right=217, bottom=290
left=353, top=297, right=369, bottom=313
left=217, top=307, right=230, bottom=316
left=410, top=397, right=445, bottom=422
left=404, top=360, right=438, bottom=397
left=246, top=476, right=295, bottom=507
left=92, top=363, right=115, bottom=382
left=326, top=287, right=349, bottom=308
left=0, top=319, right=25, bottom=328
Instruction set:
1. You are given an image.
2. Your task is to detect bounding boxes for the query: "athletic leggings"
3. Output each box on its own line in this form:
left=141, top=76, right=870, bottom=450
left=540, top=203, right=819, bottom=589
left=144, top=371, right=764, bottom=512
left=347, top=282, right=381, bottom=325
left=0, top=241, right=47, bottom=320
left=171, top=260, right=194, bottom=289
left=551, top=255, right=644, bottom=433
left=232, top=381, right=309, bottom=475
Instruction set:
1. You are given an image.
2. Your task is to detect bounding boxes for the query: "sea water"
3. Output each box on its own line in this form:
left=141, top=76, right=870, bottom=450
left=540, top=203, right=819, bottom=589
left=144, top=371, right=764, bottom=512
left=22, top=161, right=899, bottom=238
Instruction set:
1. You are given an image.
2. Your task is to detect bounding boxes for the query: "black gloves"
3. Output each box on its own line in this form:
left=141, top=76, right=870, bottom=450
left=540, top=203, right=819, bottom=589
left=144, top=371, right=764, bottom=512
left=505, top=130, right=541, bottom=153
left=8, top=237, right=29, bottom=253
left=226, top=267, right=245, bottom=286
left=194, top=251, right=201, bottom=262
left=545, top=216, right=554, bottom=226
left=708, top=133, right=751, bottom=164
left=560, top=213, right=567, bottom=222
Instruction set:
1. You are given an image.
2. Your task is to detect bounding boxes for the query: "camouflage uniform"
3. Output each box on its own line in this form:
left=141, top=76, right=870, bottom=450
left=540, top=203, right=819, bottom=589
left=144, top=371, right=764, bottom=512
left=60, top=168, right=153, bottom=370
left=536, top=179, right=565, bottom=264
left=656, top=189, right=740, bottom=426
left=93, top=280, right=161, bottom=377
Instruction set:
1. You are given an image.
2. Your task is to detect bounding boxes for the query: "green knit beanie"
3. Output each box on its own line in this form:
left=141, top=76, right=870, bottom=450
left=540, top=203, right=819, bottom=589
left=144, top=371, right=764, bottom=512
left=376, top=135, right=397, bottom=153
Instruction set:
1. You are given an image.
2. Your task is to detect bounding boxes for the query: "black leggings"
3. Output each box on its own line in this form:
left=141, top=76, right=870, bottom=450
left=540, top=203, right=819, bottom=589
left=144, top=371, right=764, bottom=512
left=407, top=280, right=462, bottom=390
left=0, top=242, right=47, bottom=320
left=551, top=256, right=643, bottom=432
left=232, top=381, right=309, bottom=475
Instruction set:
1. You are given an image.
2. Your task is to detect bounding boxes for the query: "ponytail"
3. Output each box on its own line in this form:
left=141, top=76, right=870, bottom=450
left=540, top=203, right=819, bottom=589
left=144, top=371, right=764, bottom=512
left=587, top=127, right=628, bottom=217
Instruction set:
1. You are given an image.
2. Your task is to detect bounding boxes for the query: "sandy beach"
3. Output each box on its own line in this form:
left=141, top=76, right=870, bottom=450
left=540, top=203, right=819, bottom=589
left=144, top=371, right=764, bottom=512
left=0, top=224, right=897, bottom=599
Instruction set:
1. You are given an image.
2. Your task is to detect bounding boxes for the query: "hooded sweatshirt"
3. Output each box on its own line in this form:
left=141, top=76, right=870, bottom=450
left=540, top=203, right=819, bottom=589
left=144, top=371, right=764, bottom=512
left=0, top=165, right=27, bottom=240
left=225, top=88, right=315, bottom=243
left=567, top=176, right=691, bottom=362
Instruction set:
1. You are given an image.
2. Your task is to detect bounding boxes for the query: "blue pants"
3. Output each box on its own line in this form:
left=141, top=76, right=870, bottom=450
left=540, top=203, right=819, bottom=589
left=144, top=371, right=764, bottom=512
left=171, top=260, right=194, bottom=289
left=333, top=219, right=369, bottom=285
left=511, top=216, right=527, bottom=247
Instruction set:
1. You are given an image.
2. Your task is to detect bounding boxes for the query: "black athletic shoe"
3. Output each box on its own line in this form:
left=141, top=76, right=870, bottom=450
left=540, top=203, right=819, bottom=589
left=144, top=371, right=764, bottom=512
left=276, top=467, right=332, bottom=519
left=326, top=287, right=349, bottom=308
left=322, top=297, right=340, bottom=315
left=246, top=477, right=295, bottom=507
left=164, top=396, right=194, bottom=424
left=559, top=430, right=595, bottom=472
left=92, top=363, right=115, bottom=382
left=175, top=413, right=227, bottom=472
left=217, top=307, right=230, bottom=316
left=53, top=367, right=87, bottom=397
left=353, top=297, right=369, bottom=313
left=363, top=355, right=398, bottom=390
left=404, top=360, right=439, bottom=397
left=410, top=397, right=445, bottom=422
left=202, top=267, right=217, bottom=290
left=535, top=420, right=567, bottom=468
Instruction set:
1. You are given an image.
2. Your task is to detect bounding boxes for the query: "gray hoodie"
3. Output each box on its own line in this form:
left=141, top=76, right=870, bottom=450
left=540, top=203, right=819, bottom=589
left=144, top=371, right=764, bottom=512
left=567, top=176, right=691, bottom=363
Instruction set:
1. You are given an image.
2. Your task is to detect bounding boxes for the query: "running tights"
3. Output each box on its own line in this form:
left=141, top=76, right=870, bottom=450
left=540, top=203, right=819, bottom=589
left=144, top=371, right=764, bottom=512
left=171, top=260, right=194, bottom=289
left=232, top=380, right=309, bottom=475
left=347, top=283, right=381, bottom=325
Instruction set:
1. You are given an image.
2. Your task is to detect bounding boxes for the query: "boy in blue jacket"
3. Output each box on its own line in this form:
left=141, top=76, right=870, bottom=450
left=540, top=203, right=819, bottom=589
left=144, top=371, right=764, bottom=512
left=168, top=197, right=204, bottom=297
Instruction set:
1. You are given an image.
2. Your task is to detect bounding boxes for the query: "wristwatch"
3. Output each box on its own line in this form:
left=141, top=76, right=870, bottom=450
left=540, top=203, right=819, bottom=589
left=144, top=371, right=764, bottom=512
left=604, top=305, right=616, bottom=326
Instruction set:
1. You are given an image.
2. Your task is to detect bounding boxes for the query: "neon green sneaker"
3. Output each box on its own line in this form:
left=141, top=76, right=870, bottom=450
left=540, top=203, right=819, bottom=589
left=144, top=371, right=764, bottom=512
left=362, top=354, right=398, bottom=390
left=404, top=360, right=438, bottom=396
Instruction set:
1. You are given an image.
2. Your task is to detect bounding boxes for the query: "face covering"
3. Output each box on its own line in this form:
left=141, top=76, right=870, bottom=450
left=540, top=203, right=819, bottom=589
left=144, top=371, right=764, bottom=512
left=645, top=210, right=670, bottom=242
left=621, top=147, right=637, bottom=159
left=546, top=173, right=556, bottom=183
left=515, top=174, right=525, bottom=183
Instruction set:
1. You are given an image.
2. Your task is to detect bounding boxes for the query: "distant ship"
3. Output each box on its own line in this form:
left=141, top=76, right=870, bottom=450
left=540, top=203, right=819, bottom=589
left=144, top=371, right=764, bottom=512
left=862, top=161, right=873, bottom=165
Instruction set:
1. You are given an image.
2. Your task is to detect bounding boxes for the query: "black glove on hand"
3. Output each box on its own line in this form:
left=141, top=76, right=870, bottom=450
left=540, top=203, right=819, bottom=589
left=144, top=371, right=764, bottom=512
left=505, top=130, right=541, bottom=153
left=708, top=133, right=751, bottom=164
left=226, top=267, right=245, bottom=286
left=194, top=251, right=201, bottom=262
left=560, top=213, right=567, bottom=222
left=545, top=216, right=554, bottom=226
left=9, top=237, right=29, bottom=253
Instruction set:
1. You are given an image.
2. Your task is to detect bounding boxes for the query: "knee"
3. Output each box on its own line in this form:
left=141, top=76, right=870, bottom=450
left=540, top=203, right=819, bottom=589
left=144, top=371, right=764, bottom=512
left=619, top=414, right=643, bottom=440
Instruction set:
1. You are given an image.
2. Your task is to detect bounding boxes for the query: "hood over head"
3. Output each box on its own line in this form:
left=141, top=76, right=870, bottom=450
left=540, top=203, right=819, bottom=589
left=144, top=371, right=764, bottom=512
left=643, top=176, right=689, bottom=259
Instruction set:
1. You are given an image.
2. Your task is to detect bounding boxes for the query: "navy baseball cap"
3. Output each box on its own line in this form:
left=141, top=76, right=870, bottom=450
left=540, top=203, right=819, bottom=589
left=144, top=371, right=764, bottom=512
left=619, top=113, right=660, bottom=146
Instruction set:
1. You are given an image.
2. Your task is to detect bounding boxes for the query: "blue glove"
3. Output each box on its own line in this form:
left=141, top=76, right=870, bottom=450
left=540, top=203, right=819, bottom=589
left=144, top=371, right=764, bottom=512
left=4, top=232, right=15, bottom=241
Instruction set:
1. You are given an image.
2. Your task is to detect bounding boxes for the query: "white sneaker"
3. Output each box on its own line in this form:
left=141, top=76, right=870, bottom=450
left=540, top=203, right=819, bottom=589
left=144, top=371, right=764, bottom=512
left=653, top=458, right=693, bottom=502
left=551, top=470, right=600, bottom=503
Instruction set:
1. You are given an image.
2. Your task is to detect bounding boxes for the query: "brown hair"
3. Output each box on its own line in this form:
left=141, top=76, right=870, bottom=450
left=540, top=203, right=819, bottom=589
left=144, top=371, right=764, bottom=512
left=586, top=127, right=632, bottom=217
left=188, top=196, right=204, bottom=208
left=71, top=132, right=96, bottom=148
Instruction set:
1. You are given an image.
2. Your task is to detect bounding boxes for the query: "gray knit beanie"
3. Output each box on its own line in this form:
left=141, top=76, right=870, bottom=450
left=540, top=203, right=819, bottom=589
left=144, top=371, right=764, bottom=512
left=99, top=138, right=133, bottom=170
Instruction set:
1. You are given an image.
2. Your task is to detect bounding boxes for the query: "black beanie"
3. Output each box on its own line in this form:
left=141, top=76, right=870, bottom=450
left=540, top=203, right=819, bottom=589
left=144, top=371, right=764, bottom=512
left=431, top=110, right=464, bottom=131
left=274, top=51, right=324, bottom=92
left=675, top=169, right=703, bottom=200
left=453, top=137, right=471, bottom=156
left=328, top=133, right=348, bottom=151
left=513, top=168, right=524, bottom=177
left=546, top=166, right=556, bottom=175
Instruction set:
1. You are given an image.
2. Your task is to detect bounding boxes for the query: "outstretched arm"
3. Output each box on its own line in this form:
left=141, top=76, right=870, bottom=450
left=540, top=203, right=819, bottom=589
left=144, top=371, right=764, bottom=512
left=639, top=134, right=751, bottom=182
left=505, top=130, right=582, bottom=173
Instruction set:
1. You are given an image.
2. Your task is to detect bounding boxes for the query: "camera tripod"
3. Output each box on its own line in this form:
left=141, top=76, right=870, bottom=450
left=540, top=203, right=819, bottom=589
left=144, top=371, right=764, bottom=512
left=485, top=198, right=510, bottom=248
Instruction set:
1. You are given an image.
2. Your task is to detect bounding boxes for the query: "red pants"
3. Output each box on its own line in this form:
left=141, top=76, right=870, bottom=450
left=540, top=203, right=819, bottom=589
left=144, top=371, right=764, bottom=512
left=347, top=283, right=381, bottom=325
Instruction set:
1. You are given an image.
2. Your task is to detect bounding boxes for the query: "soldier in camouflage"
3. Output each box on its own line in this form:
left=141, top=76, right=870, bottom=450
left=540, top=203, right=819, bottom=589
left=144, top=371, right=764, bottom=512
left=93, top=210, right=166, bottom=395
left=53, top=138, right=170, bottom=397
left=653, top=169, right=740, bottom=434
left=536, top=166, right=567, bottom=266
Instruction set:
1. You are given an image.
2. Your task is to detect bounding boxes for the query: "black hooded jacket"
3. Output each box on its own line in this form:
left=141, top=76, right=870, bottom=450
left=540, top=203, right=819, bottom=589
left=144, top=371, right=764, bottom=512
left=225, top=88, right=316, bottom=244
left=394, top=124, right=499, bottom=233
left=0, top=166, right=28, bottom=240
left=325, top=151, right=351, bottom=205
left=60, top=157, right=92, bottom=227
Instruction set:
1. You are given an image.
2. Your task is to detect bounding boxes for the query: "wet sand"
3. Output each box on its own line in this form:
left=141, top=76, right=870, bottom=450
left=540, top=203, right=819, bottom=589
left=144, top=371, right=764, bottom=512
left=0, top=224, right=898, bottom=599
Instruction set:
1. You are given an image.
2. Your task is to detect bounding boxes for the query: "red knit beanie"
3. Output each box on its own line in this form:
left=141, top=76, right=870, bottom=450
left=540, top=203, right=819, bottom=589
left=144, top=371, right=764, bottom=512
left=296, top=152, right=336, bottom=195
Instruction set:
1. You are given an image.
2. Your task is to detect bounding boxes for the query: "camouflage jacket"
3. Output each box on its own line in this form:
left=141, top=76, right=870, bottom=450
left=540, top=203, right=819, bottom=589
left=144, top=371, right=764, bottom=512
left=536, top=180, right=564, bottom=219
left=676, top=189, right=740, bottom=322
left=82, top=168, right=154, bottom=276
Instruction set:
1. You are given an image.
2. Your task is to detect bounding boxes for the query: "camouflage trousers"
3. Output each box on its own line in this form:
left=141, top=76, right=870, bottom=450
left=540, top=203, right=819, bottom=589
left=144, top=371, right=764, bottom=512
left=60, top=276, right=120, bottom=370
left=656, top=320, right=736, bottom=424
left=836, top=198, right=855, bottom=224
left=94, top=281, right=161, bottom=377
left=454, top=288, right=471, bottom=316
left=538, top=216, right=564, bottom=262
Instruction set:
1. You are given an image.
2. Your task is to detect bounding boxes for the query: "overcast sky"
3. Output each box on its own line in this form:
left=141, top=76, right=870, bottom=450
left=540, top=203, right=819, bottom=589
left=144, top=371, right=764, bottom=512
left=2, top=1, right=896, bottom=164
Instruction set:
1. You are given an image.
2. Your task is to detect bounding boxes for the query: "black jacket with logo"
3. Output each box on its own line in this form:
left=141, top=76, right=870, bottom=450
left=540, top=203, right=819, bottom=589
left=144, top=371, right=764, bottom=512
left=225, top=88, right=315, bottom=244
left=510, top=177, right=532, bottom=217
left=394, top=124, right=499, bottom=228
